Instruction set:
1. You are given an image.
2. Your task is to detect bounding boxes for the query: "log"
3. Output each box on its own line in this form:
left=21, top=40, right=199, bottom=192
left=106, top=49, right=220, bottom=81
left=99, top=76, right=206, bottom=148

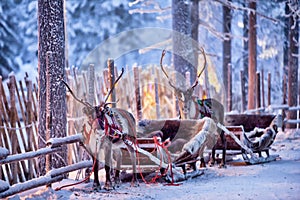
left=46, top=134, right=84, bottom=148
left=48, top=160, right=93, bottom=178
left=0, top=175, right=64, bottom=199
left=0, top=147, right=62, bottom=165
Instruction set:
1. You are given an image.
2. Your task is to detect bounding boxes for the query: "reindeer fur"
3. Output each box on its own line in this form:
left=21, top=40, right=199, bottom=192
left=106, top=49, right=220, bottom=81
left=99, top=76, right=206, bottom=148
left=82, top=107, right=138, bottom=190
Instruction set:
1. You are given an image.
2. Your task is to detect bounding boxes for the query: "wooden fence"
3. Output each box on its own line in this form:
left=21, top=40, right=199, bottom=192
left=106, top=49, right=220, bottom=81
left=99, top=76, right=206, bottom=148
left=0, top=134, right=92, bottom=199
left=0, top=62, right=299, bottom=188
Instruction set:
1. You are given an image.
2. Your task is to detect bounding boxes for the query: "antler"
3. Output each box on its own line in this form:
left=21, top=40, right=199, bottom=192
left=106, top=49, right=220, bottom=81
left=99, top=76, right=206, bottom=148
left=160, top=50, right=177, bottom=89
left=191, top=47, right=207, bottom=89
left=104, top=67, right=124, bottom=103
left=61, top=79, right=93, bottom=109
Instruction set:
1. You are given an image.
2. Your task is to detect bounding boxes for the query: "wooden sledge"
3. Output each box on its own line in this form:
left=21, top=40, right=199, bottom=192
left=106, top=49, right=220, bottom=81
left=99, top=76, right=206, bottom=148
left=217, top=123, right=279, bottom=165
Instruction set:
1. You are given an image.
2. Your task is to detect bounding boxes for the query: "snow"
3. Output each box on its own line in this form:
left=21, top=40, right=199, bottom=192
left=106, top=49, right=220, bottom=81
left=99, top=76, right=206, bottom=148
left=0, top=147, right=9, bottom=159
left=6, top=129, right=300, bottom=200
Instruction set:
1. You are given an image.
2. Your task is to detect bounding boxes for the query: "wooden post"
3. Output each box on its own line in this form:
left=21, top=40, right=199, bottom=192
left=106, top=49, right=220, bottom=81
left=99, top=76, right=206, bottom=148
left=8, top=74, right=19, bottom=184
left=0, top=76, right=13, bottom=182
left=25, top=79, right=35, bottom=179
left=46, top=51, right=53, bottom=188
left=88, top=64, right=95, bottom=105
left=134, top=66, right=142, bottom=120
left=107, top=59, right=116, bottom=107
left=261, top=69, right=265, bottom=108
left=227, top=64, right=232, bottom=112
left=256, top=72, right=261, bottom=110
left=240, top=70, right=246, bottom=113
left=102, top=68, right=109, bottom=95
left=267, top=72, right=271, bottom=106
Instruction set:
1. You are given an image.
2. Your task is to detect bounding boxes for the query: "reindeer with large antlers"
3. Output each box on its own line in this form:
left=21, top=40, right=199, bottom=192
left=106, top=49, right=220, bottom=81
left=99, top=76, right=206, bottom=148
left=160, top=48, right=226, bottom=169
left=62, top=68, right=138, bottom=190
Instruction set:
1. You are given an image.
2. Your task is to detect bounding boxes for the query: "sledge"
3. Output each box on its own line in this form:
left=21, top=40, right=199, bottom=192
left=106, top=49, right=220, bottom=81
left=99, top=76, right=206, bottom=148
left=217, top=123, right=280, bottom=165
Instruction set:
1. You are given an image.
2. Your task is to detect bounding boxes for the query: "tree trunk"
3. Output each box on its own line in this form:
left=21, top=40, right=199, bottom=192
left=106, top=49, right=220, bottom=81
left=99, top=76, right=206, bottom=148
left=223, top=0, right=232, bottom=112
left=172, top=0, right=194, bottom=85
left=242, top=0, right=248, bottom=111
left=283, top=1, right=289, bottom=77
left=247, top=1, right=257, bottom=110
left=38, top=0, right=67, bottom=176
left=191, top=0, right=199, bottom=84
left=287, top=0, right=299, bottom=129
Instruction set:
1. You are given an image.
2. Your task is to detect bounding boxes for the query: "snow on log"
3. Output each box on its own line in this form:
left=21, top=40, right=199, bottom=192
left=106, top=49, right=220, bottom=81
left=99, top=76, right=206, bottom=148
left=0, top=180, right=9, bottom=193
left=0, top=175, right=63, bottom=198
left=46, top=134, right=84, bottom=148
left=47, top=160, right=93, bottom=178
left=0, top=147, right=62, bottom=165
left=0, top=147, right=9, bottom=159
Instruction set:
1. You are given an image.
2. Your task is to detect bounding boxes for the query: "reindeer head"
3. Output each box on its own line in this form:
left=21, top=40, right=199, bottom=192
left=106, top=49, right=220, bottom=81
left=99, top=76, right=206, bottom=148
left=61, top=68, right=124, bottom=129
left=160, top=48, right=207, bottom=119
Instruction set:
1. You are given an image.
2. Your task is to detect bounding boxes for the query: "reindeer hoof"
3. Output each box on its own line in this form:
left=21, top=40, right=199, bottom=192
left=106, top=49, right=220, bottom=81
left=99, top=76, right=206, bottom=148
left=114, top=177, right=121, bottom=188
left=130, top=180, right=139, bottom=187
left=208, top=160, right=215, bottom=167
left=200, top=163, right=206, bottom=168
left=103, top=181, right=113, bottom=191
left=218, top=163, right=226, bottom=169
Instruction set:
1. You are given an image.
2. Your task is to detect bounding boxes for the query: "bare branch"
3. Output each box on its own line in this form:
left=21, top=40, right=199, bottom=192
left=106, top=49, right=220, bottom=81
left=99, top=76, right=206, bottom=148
left=214, top=0, right=281, bottom=24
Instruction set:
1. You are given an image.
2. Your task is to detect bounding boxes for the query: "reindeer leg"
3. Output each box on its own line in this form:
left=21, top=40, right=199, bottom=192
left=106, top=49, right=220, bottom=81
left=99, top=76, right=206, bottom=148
left=220, top=131, right=227, bottom=168
left=93, top=158, right=101, bottom=189
left=124, top=143, right=139, bottom=187
left=104, top=143, right=113, bottom=190
left=209, top=147, right=216, bottom=167
left=113, top=148, right=122, bottom=187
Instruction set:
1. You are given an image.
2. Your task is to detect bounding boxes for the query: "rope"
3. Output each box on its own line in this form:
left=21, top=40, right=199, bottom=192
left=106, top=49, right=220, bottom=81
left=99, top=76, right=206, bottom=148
left=136, top=136, right=180, bottom=186
left=136, top=137, right=164, bottom=185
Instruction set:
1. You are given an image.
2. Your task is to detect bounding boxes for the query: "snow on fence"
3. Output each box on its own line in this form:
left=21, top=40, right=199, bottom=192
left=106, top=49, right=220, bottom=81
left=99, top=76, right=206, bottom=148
left=0, top=134, right=92, bottom=199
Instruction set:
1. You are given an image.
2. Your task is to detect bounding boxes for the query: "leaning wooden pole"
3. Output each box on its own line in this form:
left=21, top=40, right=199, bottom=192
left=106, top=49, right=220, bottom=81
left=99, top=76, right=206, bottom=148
left=107, top=59, right=116, bottom=107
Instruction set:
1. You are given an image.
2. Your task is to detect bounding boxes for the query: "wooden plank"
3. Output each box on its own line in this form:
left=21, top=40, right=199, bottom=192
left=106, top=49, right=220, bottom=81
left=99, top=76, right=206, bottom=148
left=225, top=114, right=275, bottom=132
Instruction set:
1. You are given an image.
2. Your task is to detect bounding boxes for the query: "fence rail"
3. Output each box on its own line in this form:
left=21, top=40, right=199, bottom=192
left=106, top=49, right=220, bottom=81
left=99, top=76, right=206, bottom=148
left=0, top=134, right=92, bottom=199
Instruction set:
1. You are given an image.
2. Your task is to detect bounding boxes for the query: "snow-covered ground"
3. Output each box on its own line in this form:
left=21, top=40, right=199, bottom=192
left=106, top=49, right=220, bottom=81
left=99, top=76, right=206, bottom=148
left=9, top=129, right=300, bottom=200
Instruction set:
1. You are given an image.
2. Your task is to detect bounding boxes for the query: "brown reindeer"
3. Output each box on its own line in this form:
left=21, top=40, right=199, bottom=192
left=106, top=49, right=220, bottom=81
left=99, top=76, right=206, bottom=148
left=160, top=48, right=226, bottom=168
left=62, top=68, right=138, bottom=190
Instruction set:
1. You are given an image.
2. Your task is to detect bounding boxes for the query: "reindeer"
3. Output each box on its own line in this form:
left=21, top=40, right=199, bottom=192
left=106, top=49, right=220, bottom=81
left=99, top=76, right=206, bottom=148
left=160, top=48, right=226, bottom=168
left=62, top=68, right=138, bottom=190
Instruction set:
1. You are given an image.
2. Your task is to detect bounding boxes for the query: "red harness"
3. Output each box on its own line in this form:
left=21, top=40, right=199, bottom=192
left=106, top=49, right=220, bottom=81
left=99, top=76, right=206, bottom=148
left=103, top=113, right=123, bottom=143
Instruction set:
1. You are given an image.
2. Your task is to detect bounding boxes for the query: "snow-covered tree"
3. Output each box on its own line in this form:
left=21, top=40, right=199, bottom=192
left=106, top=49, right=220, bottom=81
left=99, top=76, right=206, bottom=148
left=37, top=0, right=67, bottom=176
left=0, top=1, right=37, bottom=79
